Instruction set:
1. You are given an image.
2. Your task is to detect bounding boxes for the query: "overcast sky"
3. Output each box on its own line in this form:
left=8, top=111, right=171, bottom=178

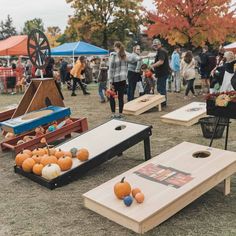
left=0, top=0, right=155, bottom=33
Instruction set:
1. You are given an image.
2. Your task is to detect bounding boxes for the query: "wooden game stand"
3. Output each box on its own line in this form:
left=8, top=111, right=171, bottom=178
left=14, top=120, right=152, bottom=189
left=1, top=117, right=88, bottom=154
left=83, top=142, right=236, bottom=234
left=123, top=94, right=166, bottom=116
left=0, top=107, right=16, bottom=122
left=161, top=102, right=207, bottom=126
left=12, top=78, right=64, bottom=118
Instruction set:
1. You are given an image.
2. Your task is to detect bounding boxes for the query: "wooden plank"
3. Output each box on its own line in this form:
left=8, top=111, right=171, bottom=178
left=123, top=94, right=165, bottom=116
left=161, top=102, right=207, bottom=126
left=83, top=142, right=236, bottom=234
left=224, top=177, right=231, bottom=195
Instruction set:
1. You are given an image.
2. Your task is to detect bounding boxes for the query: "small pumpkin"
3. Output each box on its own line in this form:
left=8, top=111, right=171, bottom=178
left=58, top=156, right=73, bottom=171
left=44, top=147, right=56, bottom=156
left=40, top=155, right=58, bottom=166
left=135, top=192, right=145, bottom=203
left=55, top=149, right=65, bottom=159
left=70, top=147, right=78, bottom=158
left=32, top=148, right=45, bottom=156
left=76, top=148, right=89, bottom=161
left=15, top=152, right=31, bottom=167
left=22, top=149, right=33, bottom=157
left=22, top=158, right=35, bottom=172
left=131, top=188, right=141, bottom=198
left=32, top=155, right=42, bottom=164
left=63, top=151, right=72, bottom=158
left=114, top=177, right=131, bottom=199
left=5, top=132, right=15, bottom=139
left=42, top=163, right=61, bottom=180
left=17, top=140, right=25, bottom=145
left=32, top=163, right=44, bottom=176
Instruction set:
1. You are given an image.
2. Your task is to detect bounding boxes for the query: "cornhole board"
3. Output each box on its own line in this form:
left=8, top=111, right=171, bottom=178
left=161, top=102, right=206, bottom=126
left=123, top=94, right=166, bottom=115
left=83, top=142, right=236, bottom=234
left=12, top=78, right=64, bottom=118
left=0, top=106, right=71, bottom=134
left=14, top=119, right=152, bottom=189
left=0, top=105, right=17, bottom=122
left=1, top=117, right=88, bottom=154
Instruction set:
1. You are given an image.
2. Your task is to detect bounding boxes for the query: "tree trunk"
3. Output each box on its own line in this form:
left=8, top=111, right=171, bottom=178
left=103, top=28, right=108, bottom=49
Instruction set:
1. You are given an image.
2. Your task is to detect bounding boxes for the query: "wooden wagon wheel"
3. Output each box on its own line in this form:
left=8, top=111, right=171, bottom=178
left=27, top=29, right=51, bottom=70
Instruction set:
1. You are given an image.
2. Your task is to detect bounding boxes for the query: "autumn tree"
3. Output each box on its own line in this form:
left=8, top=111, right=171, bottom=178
left=22, top=18, right=45, bottom=35
left=46, top=26, right=61, bottom=48
left=147, top=0, right=236, bottom=48
left=0, top=15, right=17, bottom=40
left=65, top=0, right=144, bottom=49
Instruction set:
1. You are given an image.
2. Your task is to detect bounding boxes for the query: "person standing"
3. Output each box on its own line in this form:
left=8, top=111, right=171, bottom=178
left=70, top=56, right=90, bottom=96
left=108, top=41, right=128, bottom=118
left=98, top=58, right=108, bottom=103
left=171, top=45, right=181, bottom=93
left=59, top=58, right=68, bottom=84
left=127, top=45, right=142, bottom=101
left=180, top=50, right=196, bottom=99
left=151, top=39, right=170, bottom=106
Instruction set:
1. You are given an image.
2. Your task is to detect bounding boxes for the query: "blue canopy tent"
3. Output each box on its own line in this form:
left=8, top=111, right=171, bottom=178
left=51, top=41, right=109, bottom=57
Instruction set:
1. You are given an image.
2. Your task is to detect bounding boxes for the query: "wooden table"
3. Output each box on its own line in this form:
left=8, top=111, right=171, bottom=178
left=83, top=142, right=236, bottom=234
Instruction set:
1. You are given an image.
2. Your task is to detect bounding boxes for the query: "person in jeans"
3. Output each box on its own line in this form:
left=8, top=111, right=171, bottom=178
left=108, top=41, right=128, bottom=119
left=180, top=50, right=196, bottom=99
left=151, top=39, right=170, bottom=106
left=170, top=45, right=181, bottom=92
left=70, top=56, right=90, bottom=96
left=98, top=58, right=108, bottom=103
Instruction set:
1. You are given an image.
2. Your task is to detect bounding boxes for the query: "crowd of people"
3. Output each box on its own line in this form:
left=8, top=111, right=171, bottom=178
left=0, top=39, right=235, bottom=119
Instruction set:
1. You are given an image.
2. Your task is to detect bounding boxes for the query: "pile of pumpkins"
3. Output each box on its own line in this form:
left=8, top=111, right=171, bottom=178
left=15, top=146, right=89, bottom=180
left=114, top=177, right=145, bottom=207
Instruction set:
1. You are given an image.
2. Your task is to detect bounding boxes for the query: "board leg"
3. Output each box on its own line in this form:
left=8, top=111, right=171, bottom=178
left=224, top=177, right=231, bottom=195
left=144, top=137, right=151, bottom=161
left=158, top=104, right=162, bottom=112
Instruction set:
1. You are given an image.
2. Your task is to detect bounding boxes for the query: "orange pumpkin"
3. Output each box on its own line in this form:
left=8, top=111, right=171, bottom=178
left=135, top=192, right=145, bottom=203
left=22, top=149, right=32, bottom=157
left=15, top=152, right=31, bottom=167
left=32, top=155, right=42, bottom=164
left=58, top=156, right=73, bottom=171
left=22, top=158, right=35, bottom=172
left=44, top=147, right=56, bottom=156
left=63, top=151, right=72, bottom=158
left=40, top=155, right=58, bottom=166
left=32, top=163, right=44, bottom=176
left=76, top=148, right=89, bottom=161
left=55, top=149, right=64, bottom=159
left=32, top=148, right=45, bottom=156
left=114, top=177, right=131, bottom=199
left=131, top=188, right=141, bottom=198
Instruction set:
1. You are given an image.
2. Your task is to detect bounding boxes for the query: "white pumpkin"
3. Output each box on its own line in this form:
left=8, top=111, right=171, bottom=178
left=42, top=163, right=61, bottom=180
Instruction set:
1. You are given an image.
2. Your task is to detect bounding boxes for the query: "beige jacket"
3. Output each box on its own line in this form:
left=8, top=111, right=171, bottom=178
left=180, top=58, right=196, bottom=80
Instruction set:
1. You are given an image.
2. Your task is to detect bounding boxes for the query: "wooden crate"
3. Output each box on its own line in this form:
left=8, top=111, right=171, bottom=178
left=161, top=102, right=207, bottom=126
left=14, top=120, right=152, bottom=189
left=83, top=142, right=236, bottom=234
left=123, top=94, right=166, bottom=115
left=0, top=108, right=16, bottom=122
left=1, top=118, right=88, bottom=154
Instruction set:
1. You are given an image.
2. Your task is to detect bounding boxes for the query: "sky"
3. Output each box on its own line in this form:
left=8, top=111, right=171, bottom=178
left=0, top=0, right=155, bottom=33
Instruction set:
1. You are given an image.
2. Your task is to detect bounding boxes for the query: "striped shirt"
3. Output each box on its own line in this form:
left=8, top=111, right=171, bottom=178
left=108, top=52, right=128, bottom=83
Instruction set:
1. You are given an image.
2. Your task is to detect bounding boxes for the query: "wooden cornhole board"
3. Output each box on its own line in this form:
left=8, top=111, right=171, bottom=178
left=14, top=119, right=152, bottom=189
left=161, top=102, right=206, bottom=126
left=123, top=94, right=166, bottom=115
left=83, top=142, right=236, bottom=234
left=12, top=78, right=64, bottom=118
left=0, top=106, right=71, bottom=134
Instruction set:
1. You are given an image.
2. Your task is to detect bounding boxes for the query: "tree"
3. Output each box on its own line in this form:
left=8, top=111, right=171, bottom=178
left=0, top=15, right=17, bottom=40
left=65, top=0, right=144, bottom=49
left=46, top=26, right=61, bottom=48
left=22, top=18, right=45, bottom=35
left=146, top=0, right=236, bottom=48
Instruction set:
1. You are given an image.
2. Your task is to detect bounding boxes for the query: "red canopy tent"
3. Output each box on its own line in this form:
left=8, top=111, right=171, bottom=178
left=0, top=35, right=28, bottom=56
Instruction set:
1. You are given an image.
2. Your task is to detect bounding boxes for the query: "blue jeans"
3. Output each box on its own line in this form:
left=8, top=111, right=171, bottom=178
left=98, top=81, right=107, bottom=101
left=157, top=75, right=169, bottom=105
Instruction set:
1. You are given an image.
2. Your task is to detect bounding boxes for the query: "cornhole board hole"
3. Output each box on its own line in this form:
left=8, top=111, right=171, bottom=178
left=123, top=94, right=166, bottom=115
left=14, top=119, right=152, bottom=189
left=83, top=142, right=236, bottom=234
left=0, top=106, right=71, bottom=135
left=12, top=78, right=64, bottom=118
left=161, top=102, right=206, bottom=126
left=1, top=117, right=88, bottom=154
left=0, top=105, right=17, bottom=122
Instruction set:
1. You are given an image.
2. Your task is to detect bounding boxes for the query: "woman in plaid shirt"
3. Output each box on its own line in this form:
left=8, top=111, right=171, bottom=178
left=108, top=41, right=128, bottom=119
